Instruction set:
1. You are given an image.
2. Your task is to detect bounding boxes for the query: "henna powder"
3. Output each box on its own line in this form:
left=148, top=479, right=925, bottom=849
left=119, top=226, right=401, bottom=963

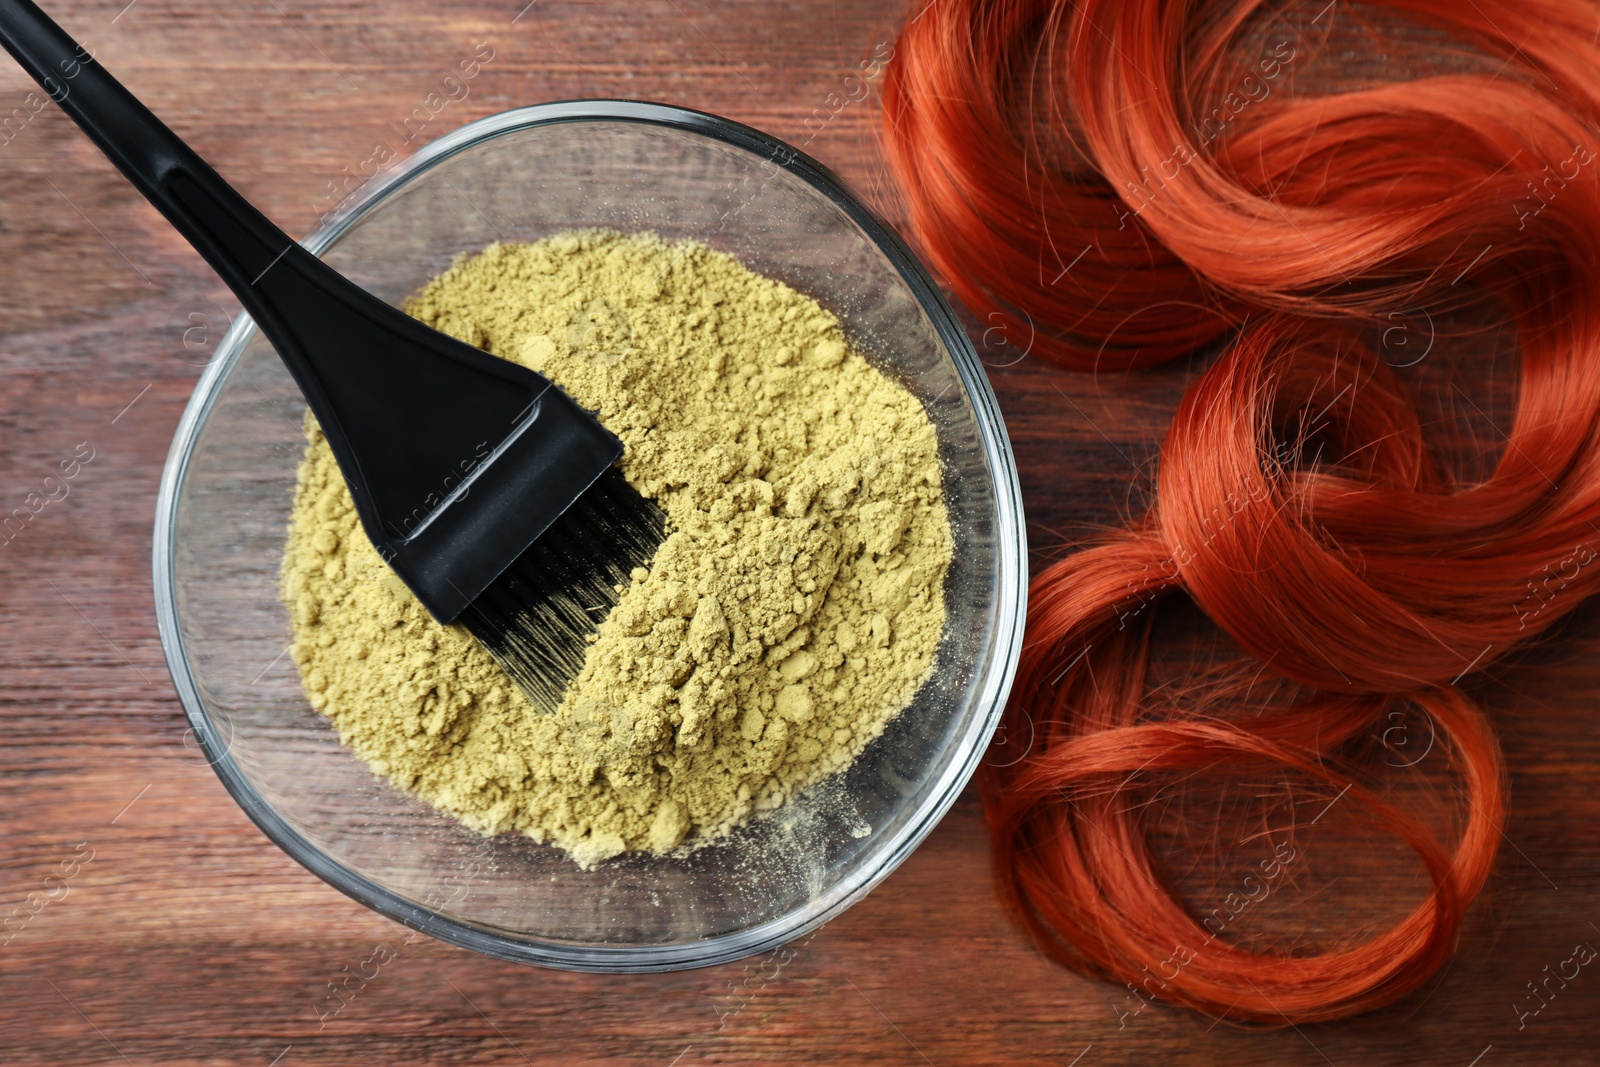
left=282, top=230, right=952, bottom=867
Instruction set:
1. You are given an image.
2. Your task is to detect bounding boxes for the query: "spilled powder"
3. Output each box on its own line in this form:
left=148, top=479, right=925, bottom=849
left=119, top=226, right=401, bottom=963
left=282, top=230, right=952, bottom=867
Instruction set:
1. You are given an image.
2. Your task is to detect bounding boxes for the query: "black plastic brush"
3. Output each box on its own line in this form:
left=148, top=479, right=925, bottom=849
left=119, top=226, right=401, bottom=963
left=0, top=0, right=665, bottom=709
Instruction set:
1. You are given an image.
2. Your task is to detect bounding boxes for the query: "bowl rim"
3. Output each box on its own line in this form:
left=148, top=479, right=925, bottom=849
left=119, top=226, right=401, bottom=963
left=152, top=99, right=1028, bottom=971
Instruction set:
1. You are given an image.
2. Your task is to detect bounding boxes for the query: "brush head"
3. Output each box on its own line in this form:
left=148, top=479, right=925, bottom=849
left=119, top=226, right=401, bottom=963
left=457, top=466, right=667, bottom=712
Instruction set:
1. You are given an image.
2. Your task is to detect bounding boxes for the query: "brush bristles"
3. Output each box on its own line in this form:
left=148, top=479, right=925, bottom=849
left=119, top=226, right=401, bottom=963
left=459, top=466, right=666, bottom=712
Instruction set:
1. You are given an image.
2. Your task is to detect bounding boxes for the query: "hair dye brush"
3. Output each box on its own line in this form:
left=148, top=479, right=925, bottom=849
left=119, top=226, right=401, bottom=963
left=0, top=0, right=665, bottom=709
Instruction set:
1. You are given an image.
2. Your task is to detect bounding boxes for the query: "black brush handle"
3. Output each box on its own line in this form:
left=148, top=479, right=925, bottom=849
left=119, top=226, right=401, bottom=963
left=0, top=0, right=540, bottom=458
left=0, top=0, right=629, bottom=623
left=0, top=0, right=296, bottom=294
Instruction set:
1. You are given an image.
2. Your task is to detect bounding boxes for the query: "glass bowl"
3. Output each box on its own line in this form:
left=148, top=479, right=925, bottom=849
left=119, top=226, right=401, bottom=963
left=153, top=101, right=1026, bottom=970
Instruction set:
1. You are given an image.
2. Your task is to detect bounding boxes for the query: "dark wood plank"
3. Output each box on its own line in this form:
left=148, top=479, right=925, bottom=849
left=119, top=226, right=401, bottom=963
left=1, top=2, right=1597, bottom=1065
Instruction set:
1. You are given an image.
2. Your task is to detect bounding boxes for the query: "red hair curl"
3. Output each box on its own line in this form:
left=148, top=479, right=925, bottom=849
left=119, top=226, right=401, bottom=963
left=882, top=0, right=1600, bottom=1023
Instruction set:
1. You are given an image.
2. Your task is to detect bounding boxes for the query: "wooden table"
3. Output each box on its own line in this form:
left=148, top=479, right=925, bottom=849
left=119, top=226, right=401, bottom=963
left=2, top=1, right=1597, bottom=1063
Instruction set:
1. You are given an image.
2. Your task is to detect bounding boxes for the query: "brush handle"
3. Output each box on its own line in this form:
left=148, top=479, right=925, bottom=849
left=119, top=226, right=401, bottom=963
left=0, top=0, right=629, bottom=623
left=0, top=0, right=324, bottom=318
left=0, top=0, right=542, bottom=442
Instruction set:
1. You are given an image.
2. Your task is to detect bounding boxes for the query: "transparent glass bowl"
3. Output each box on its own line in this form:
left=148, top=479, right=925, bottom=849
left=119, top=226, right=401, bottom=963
left=153, top=101, right=1026, bottom=970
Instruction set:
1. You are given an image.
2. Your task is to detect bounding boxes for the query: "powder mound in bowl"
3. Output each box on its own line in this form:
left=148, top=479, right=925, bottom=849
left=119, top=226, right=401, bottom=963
left=281, top=230, right=953, bottom=867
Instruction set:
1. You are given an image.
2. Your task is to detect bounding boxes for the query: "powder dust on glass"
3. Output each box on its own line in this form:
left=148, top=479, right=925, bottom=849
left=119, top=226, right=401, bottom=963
left=281, top=230, right=952, bottom=867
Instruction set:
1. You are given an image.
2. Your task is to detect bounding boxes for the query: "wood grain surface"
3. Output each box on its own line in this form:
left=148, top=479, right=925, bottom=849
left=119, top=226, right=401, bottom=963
left=1, top=1, right=1598, bottom=1064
